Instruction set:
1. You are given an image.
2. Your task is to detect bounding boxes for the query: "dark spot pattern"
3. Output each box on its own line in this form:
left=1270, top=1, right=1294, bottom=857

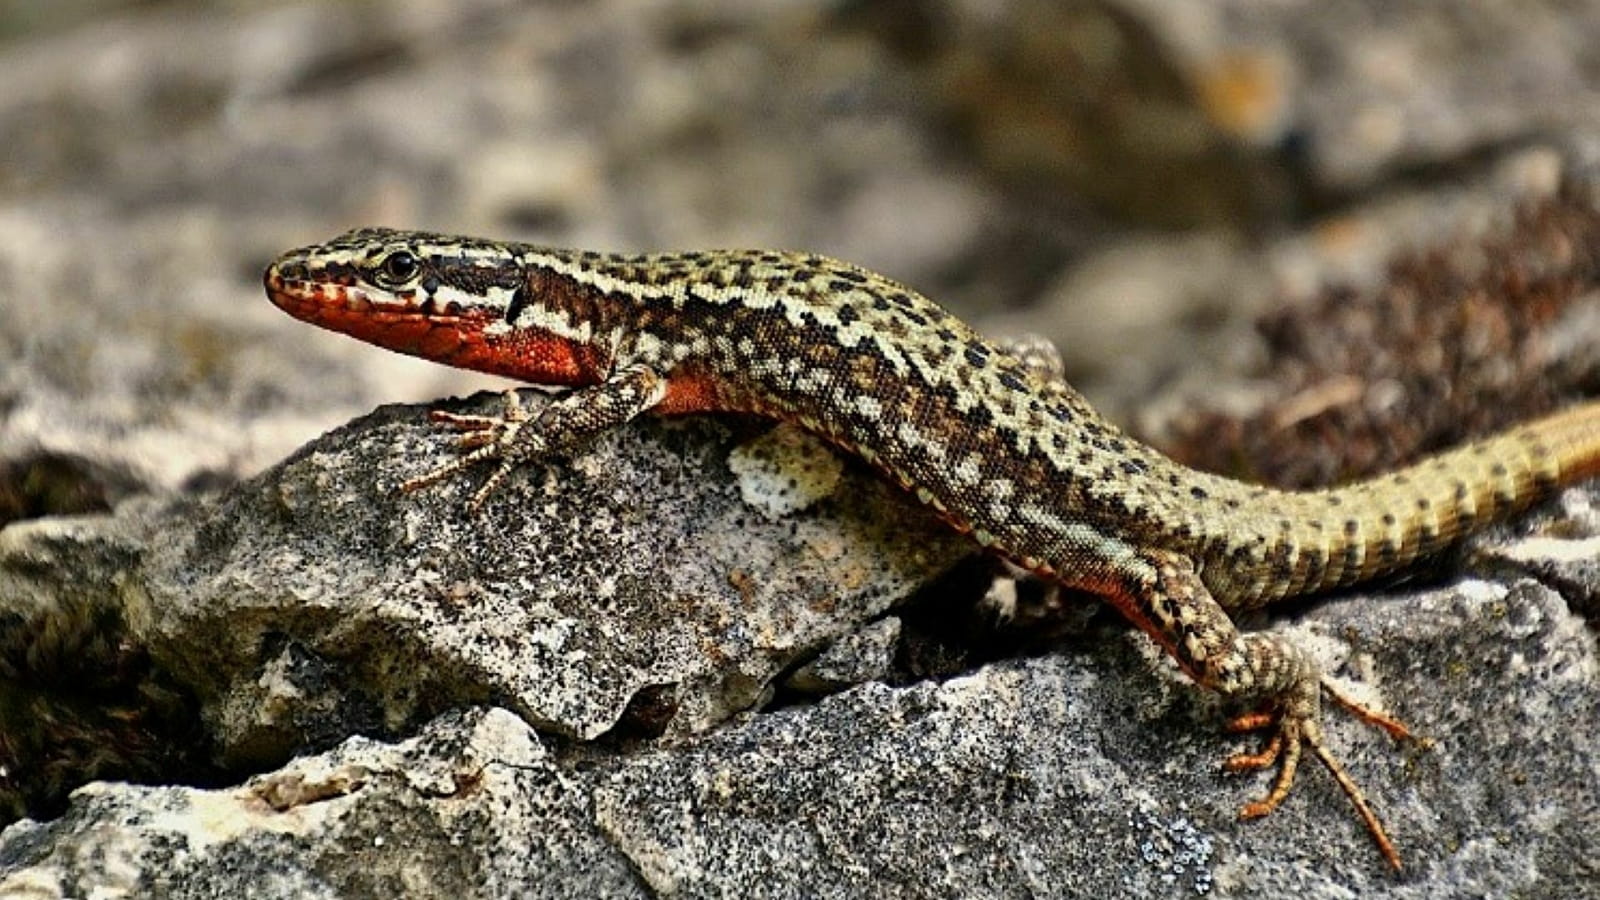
left=268, top=225, right=1600, bottom=620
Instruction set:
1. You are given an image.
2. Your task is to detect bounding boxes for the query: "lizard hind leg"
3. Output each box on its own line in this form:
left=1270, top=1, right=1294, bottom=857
left=1118, top=549, right=1407, bottom=870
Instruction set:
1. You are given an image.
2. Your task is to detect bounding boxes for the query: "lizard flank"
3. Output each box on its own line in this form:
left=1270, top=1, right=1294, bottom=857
left=264, top=227, right=1600, bottom=871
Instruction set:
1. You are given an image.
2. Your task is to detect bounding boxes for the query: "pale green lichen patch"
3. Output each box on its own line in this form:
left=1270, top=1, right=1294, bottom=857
left=727, top=424, right=844, bottom=518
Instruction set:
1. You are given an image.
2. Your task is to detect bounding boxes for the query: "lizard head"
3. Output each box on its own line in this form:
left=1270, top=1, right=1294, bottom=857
left=264, top=227, right=607, bottom=384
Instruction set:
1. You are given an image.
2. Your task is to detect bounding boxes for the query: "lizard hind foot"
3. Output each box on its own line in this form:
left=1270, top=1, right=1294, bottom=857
left=1116, top=550, right=1409, bottom=870
left=1222, top=686, right=1408, bottom=872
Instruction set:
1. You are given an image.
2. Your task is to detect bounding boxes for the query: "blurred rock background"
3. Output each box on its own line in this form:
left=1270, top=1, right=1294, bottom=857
left=4, top=0, right=1597, bottom=519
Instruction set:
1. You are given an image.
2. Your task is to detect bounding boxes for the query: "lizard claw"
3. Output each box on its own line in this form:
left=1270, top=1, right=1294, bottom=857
left=1225, top=709, right=1307, bottom=821
left=465, top=453, right=531, bottom=510
left=426, top=409, right=504, bottom=431
left=401, top=390, right=541, bottom=507
left=1222, top=684, right=1410, bottom=872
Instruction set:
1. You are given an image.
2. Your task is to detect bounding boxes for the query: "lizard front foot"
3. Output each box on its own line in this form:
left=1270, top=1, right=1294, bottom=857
left=400, top=364, right=670, bottom=511
left=401, top=389, right=546, bottom=509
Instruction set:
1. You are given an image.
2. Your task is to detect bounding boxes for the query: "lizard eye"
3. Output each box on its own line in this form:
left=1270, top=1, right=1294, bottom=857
left=374, top=250, right=420, bottom=286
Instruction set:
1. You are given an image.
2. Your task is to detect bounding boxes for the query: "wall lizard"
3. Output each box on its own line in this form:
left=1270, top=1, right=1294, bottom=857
left=264, top=227, right=1600, bottom=870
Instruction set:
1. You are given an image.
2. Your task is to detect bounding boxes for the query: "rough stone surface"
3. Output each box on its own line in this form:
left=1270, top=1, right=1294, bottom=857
left=2, top=496, right=1597, bottom=897
left=0, top=708, right=644, bottom=899
left=784, top=616, right=903, bottom=695
left=1, top=392, right=965, bottom=787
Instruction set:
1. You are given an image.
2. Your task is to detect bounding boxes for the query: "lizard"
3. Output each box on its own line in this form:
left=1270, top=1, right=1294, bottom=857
left=263, top=226, right=1600, bottom=871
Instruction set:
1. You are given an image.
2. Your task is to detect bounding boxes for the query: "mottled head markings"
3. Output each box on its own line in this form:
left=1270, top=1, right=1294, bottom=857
left=266, top=227, right=528, bottom=319
left=263, top=228, right=610, bottom=384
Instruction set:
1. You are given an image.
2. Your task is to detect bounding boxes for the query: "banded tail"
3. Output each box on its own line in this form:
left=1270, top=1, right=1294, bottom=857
left=1201, top=401, right=1600, bottom=607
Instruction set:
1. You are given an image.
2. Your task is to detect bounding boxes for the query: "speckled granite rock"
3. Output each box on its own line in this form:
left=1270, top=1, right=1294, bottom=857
left=0, top=391, right=967, bottom=811
left=0, top=708, right=643, bottom=899
left=2, top=479, right=1596, bottom=897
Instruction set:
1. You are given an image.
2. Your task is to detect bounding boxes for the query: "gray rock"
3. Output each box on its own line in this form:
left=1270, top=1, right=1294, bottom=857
left=901, top=0, right=1600, bottom=221
left=0, top=391, right=966, bottom=798
left=1474, top=490, right=1600, bottom=620
left=3, top=486, right=1596, bottom=897
left=0, top=707, right=644, bottom=899
left=784, top=616, right=903, bottom=695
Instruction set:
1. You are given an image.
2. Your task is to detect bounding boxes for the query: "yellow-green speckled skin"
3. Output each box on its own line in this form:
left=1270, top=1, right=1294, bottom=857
left=267, top=227, right=1600, bottom=869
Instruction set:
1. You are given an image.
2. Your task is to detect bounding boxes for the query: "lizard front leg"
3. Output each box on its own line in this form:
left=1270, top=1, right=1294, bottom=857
left=1104, top=548, right=1410, bottom=870
left=402, top=362, right=667, bottom=509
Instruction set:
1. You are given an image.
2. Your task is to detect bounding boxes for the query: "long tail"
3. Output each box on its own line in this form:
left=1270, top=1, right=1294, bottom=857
left=1214, top=402, right=1600, bottom=606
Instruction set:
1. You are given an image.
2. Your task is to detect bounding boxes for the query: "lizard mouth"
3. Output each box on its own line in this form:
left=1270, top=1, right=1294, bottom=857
left=262, top=263, right=494, bottom=362
left=263, top=266, right=410, bottom=320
